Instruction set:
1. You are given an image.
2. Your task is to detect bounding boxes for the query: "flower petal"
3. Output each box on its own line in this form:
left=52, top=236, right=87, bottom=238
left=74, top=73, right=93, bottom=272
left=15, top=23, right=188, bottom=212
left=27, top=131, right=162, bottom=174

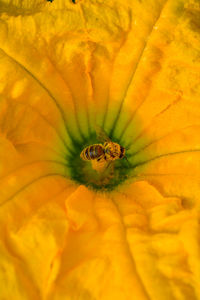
left=1, top=0, right=200, bottom=299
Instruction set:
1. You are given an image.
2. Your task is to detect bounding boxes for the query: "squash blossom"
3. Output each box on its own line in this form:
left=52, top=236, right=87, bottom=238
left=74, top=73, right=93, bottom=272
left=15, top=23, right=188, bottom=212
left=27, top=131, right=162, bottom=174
left=0, top=0, right=200, bottom=299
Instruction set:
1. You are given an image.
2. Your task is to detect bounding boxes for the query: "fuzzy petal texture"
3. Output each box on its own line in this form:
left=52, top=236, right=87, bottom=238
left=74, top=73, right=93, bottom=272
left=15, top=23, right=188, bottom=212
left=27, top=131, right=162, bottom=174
left=0, top=0, right=200, bottom=299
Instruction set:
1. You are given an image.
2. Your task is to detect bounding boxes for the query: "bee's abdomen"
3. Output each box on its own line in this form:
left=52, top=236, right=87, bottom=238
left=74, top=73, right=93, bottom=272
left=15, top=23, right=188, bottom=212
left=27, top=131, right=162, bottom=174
left=89, top=146, right=96, bottom=159
left=84, top=147, right=90, bottom=160
left=80, top=144, right=104, bottom=161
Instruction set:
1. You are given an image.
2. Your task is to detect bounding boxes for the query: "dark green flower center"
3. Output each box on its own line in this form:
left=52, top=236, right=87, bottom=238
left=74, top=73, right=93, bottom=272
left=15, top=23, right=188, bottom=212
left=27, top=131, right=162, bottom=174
left=67, top=127, right=133, bottom=191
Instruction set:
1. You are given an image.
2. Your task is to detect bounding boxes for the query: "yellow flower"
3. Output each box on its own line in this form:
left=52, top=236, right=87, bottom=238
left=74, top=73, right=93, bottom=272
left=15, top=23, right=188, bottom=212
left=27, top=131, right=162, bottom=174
left=0, top=0, right=200, bottom=299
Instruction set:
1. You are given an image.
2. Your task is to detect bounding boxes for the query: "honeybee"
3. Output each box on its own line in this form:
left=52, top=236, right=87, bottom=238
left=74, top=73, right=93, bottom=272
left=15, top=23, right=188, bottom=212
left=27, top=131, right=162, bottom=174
left=80, top=127, right=126, bottom=163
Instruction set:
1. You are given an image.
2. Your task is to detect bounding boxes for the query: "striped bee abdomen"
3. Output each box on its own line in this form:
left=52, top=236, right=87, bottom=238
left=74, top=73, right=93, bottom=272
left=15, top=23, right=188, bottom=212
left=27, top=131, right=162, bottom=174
left=89, top=146, right=95, bottom=159
left=80, top=144, right=104, bottom=161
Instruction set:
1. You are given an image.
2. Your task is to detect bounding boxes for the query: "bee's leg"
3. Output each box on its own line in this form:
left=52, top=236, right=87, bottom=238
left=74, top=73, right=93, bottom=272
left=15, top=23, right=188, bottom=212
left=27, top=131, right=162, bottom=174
left=97, top=155, right=105, bottom=162
left=91, top=157, right=105, bottom=172
left=102, top=161, right=114, bottom=178
left=100, top=161, right=113, bottom=176
left=105, top=161, right=112, bottom=170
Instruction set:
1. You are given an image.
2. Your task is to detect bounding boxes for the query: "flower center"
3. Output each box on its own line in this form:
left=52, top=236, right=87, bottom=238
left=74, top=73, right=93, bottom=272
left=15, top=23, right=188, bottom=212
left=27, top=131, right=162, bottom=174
left=67, top=128, right=133, bottom=191
left=59, top=99, right=149, bottom=191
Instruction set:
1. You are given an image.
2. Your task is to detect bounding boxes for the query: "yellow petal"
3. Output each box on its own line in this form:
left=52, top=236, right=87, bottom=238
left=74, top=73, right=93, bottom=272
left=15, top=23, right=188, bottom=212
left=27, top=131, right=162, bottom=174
left=1, top=0, right=200, bottom=299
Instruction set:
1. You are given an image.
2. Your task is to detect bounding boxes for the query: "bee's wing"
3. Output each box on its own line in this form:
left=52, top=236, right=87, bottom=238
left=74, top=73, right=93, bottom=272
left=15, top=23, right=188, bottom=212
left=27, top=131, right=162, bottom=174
left=95, top=125, right=111, bottom=143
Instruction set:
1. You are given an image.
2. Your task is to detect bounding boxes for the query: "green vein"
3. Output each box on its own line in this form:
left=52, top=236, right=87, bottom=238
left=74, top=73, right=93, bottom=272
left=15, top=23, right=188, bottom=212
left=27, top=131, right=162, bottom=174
left=128, top=124, right=199, bottom=157
left=130, top=149, right=200, bottom=169
left=15, top=101, right=74, bottom=155
left=0, top=48, right=77, bottom=151
left=109, top=1, right=168, bottom=139
left=0, top=173, right=67, bottom=207
left=0, top=160, right=68, bottom=182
